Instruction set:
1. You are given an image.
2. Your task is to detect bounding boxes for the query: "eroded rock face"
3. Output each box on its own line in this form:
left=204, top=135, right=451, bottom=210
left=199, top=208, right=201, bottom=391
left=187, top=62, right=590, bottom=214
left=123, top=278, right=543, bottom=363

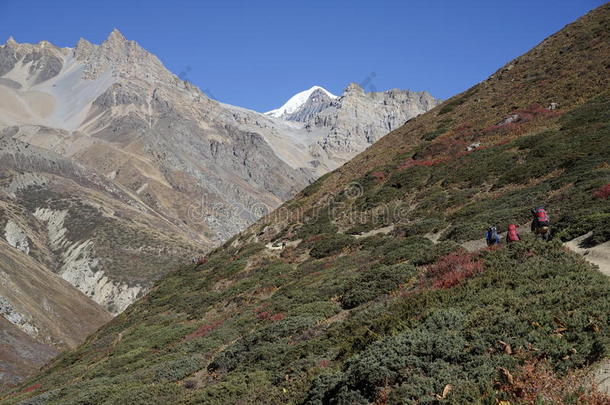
left=32, top=207, right=139, bottom=313
left=4, top=220, right=30, bottom=254
left=1, top=139, right=203, bottom=316
left=0, top=295, right=39, bottom=337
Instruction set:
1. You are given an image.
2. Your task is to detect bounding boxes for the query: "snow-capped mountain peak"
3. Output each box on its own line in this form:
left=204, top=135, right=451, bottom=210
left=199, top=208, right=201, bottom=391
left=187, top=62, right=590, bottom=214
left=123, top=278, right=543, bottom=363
left=266, top=85, right=337, bottom=118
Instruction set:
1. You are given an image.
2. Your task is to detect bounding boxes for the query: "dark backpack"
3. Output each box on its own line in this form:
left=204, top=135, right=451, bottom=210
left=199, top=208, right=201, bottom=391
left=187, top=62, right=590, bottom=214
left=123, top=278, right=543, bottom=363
left=532, top=207, right=549, bottom=226
left=486, top=226, right=500, bottom=245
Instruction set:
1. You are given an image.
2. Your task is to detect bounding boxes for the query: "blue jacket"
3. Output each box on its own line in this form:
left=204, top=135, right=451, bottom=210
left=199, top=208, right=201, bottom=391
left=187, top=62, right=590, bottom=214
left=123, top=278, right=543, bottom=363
left=486, top=228, right=501, bottom=245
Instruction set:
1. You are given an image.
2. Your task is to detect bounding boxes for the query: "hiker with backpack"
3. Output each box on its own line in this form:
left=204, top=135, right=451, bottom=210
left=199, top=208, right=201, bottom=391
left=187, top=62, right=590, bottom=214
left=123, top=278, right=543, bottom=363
left=531, top=206, right=550, bottom=241
left=485, top=226, right=502, bottom=246
left=506, top=224, right=521, bottom=243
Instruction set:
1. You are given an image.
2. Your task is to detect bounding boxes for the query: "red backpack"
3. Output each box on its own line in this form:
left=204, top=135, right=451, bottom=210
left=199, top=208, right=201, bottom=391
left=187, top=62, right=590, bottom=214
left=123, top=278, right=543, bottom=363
left=533, top=207, right=549, bottom=225
left=507, top=224, right=520, bottom=242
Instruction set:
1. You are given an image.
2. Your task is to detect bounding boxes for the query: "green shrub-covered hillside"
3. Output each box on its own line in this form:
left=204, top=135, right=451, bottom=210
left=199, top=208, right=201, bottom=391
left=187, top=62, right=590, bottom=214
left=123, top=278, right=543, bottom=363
left=2, top=4, right=609, bottom=405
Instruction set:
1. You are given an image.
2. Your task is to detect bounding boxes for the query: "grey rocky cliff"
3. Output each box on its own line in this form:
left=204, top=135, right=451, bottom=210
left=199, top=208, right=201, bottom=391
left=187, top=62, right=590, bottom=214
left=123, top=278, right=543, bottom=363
left=264, top=82, right=441, bottom=166
left=300, top=83, right=441, bottom=162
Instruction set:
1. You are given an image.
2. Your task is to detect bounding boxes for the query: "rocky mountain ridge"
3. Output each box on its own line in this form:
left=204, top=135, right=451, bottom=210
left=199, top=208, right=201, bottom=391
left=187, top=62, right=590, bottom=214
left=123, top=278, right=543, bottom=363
left=0, top=29, right=439, bottom=243
left=267, top=83, right=441, bottom=165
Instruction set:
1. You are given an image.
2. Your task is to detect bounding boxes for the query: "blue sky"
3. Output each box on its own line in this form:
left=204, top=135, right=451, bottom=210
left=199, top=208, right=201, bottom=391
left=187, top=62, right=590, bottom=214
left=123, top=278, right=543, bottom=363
left=0, top=0, right=605, bottom=112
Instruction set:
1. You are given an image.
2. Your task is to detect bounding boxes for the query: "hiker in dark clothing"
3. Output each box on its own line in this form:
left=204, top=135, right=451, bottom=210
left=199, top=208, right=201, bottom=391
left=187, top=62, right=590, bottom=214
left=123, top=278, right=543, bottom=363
left=486, top=226, right=502, bottom=246
left=531, top=206, right=550, bottom=241
left=507, top=224, right=521, bottom=243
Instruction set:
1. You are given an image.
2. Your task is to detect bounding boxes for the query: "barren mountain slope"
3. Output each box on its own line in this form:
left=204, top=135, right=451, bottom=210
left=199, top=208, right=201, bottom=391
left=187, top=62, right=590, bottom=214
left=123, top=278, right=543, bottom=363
left=0, top=31, right=310, bottom=244
left=0, top=136, right=204, bottom=313
left=0, top=237, right=111, bottom=388
left=0, top=137, right=204, bottom=385
left=0, top=317, right=58, bottom=388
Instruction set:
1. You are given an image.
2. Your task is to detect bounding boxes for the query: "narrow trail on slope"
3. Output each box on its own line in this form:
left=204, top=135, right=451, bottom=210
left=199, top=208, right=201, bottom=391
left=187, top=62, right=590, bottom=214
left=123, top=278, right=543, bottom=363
left=458, top=226, right=610, bottom=277
left=564, top=232, right=610, bottom=277
left=259, top=221, right=609, bottom=277
left=353, top=224, right=395, bottom=239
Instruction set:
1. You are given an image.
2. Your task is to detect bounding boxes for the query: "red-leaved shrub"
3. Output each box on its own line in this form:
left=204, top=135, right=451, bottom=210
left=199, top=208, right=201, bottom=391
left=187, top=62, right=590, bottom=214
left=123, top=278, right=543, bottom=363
left=593, top=183, right=610, bottom=199
left=426, top=136, right=469, bottom=158
left=184, top=320, right=223, bottom=341
left=269, top=312, right=286, bottom=321
left=318, top=359, right=331, bottom=368
left=255, top=310, right=285, bottom=321
left=485, top=104, right=562, bottom=135
left=22, top=384, right=41, bottom=393
left=426, top=251, right=484, bottom=289
left=370, top=171, right=386, bottom=182
left=398, top=157, right=446, bottom=169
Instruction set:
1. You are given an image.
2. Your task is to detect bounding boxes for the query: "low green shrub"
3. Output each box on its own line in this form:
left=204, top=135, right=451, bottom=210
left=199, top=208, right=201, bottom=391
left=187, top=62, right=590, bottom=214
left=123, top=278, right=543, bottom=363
left=554, top=211, right=610, bottom=245
left=421, top=128, right=444, bottom=141
left=310, top=233, right=356, bottom=259
left=296, top=210, right=338, bottom=239
left=340, top=263, right=416, bottom=309
left=379, top=237, right=433, bottom=265
left=149, top=355, right=206, bottom=382
left=307, top=239, right=610, bottom=403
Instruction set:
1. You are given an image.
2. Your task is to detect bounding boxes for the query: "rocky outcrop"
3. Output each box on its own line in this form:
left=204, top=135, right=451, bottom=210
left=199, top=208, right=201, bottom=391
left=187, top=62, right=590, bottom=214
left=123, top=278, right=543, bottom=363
left=0, top=39, right=17, bottom=76
left=4, top=172, right=48, bottom=197
left=0, top=296, right=38, bottom=337
left=4, top=220, right=30, bottom=254
left=33, top=207, right=141, bottom=313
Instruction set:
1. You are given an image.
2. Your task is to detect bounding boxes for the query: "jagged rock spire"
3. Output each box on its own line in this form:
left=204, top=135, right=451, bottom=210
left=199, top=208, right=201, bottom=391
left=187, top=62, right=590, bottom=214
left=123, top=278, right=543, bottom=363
left=77, top=37, right=93, bottom=47
left=5, top=36, right=17, bottom=46
left=75, top=37, right=95, bottom=60
left=106, top=28, right=127, bottom=44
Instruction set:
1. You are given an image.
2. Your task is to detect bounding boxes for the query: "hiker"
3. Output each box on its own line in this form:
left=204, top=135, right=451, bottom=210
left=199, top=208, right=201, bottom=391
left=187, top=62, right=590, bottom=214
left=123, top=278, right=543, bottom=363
left=531, top=206, right=550, bottom=241
left=486, top=226, right=502, bottom=246
left=506, top=224, right=520, bottom=243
